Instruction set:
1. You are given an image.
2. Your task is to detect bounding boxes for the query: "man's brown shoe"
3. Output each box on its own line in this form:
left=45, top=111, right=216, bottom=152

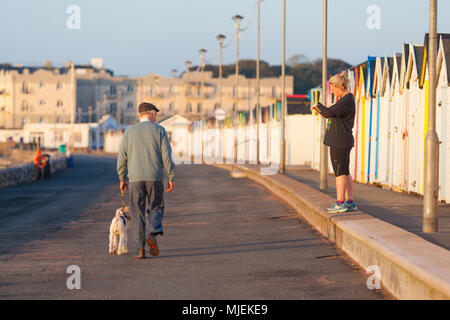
left=147, top=235, right=159, bottom=256
left=135, top=248, right=145, bottom=259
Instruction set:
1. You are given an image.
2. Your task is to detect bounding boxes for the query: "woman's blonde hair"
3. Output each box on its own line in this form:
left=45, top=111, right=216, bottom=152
left=329, top=71, right=350, bottom=90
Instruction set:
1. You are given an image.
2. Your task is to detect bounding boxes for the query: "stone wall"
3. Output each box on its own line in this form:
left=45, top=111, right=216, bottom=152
left=0, top=154, right=67, bottom=188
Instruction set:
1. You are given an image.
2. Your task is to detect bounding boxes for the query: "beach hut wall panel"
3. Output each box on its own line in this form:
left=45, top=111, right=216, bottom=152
left=348, top=68, right=357, bottom=178
left=357, top=64, right=367, bottom=183
left=386, top=56, right=397, bottom=187
left=353, top=65, right=361, bottom=181
left=398, top=43, right=410, bottom=192
left=379, top=56, right=393, bottom=185
left=406, top=45, right=423, bottom=194
left=371, top=57, right=384, bottom=184
left=437, top=37, right=450, bottom=202
left=366, top=58, right=377, bottom=184
left=390, top=54, right=403, bottom=190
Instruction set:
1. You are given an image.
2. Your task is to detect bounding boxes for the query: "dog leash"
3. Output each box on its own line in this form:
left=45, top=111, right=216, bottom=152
left=121, top=190, right=125, bottom=210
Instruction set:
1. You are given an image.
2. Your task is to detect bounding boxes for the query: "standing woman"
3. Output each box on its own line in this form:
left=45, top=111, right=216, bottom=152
left=312, top=71, right=357, bottom=213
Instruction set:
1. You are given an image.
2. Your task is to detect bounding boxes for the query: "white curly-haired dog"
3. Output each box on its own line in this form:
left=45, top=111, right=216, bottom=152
left=109, top=207, right=131, bottom=255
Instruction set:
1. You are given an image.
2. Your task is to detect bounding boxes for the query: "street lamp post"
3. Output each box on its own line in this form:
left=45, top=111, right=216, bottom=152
left=199, top=49, right=207, bottom=163
left=185, top=60, right=192, bottom=74
left=217, top=34, right=226, bottom=164
left=171, top=69, right=177, bottom=113
left=256, top=0, right=261, bottom=165
left=233, top=14, right=243, bottom=164
left=423, top=0, right=439, bottom=232
left=117, top=89, right=123, bottom=132
left=279, top=0, right=287, bottom=174
left=319, top=0, right=329, bottom=191
left=70, top=62, right=75, bottom=154
left=199, top=49, right=207, bottom=112
left=216, top=35, right=226, bottom=109
left=96, top=100, right=101, bottom=151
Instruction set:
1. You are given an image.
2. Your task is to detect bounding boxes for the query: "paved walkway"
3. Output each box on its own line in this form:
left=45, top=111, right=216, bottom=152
left=282, top=167, right=450, bottom=251
left=0, top=158, right=392, bottom=299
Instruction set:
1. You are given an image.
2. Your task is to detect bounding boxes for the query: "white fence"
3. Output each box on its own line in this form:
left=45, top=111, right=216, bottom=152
left=170, top=114, right=313, bottom=167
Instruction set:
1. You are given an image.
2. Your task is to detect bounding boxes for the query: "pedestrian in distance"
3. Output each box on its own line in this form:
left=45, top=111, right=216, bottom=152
left=117, top=102, right=175, bottom=259
left=312, top=71, right=357, bottom=213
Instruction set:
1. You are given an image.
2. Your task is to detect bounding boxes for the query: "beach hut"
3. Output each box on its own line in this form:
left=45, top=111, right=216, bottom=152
left=382, top=56, right=395, bottom=186
left=356, top=62, right=368, bottom=183
left=395, top=42, right=411, bottom=192
left=371, top=56, right=385, bottom=184
left=365, top=58, right=376, bottom=184
left=405, top=43, right=425, bottom=194
left=347, top=68, right=357, bottom=178
left=436, top=36, right=450, bottom=202
left=352, top=65, right=361, bottom=181
left=389, top=51, right=404, bottom=191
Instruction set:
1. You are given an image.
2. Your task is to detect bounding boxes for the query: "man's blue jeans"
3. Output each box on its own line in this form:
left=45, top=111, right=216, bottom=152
left=129, top=181, right=164, bottom=250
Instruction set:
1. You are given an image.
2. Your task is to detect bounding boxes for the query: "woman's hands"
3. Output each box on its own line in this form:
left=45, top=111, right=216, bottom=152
left=312, top=104, right=324, bottom=117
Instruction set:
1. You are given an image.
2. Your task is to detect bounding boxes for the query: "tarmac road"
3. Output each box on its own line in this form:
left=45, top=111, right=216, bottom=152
left=0, top=155, right=392, bottom=299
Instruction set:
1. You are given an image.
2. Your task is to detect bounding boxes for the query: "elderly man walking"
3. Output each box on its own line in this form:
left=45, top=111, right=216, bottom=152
left=117, top=102, right=175, bottom=259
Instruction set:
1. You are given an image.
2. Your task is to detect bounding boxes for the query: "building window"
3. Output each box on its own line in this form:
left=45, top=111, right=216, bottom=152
left=21, top=117, right=27, bottom=126
left=57, top=82, right=62, bottom=90
left=272, top=86, right=276, bottom=98
left=110, top=85, right=117, bottom=95
left=197, top=103, right=202, bottom=114
left=22, top=82, right=30, bottom=94
left=127, top=102, right=133, bottom=109
left=57, top=100, right=63, bottom=108
left=186, top=103, right=192, bottom=113
left=110, top=103, right=117, bottom=114
left=214, top=103, right=220, bottom=110
left=233, top=86, right=236, bottom=97
left=169, top=84, right=173, bottom=94
left=150, top=85, right=155, bottom=96
left=169, top=103, right=174, bottom=112
left=232, top=103, right=237, bottom=112
left=21, top=100, right=29, bottom=111
left=186, top=86, right=191, bottom=97
left=56, top=117, right=62, bottom=123
left=127, top=84, right=133, bottom=92
left=39, top=117, right=45, bottom=123
left=40, top=82, right=46, bottom=88
left=40, top=100, right=46, bottom=107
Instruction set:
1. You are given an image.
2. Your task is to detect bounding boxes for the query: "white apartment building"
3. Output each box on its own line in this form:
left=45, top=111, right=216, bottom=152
left=0, top=59, right=137, bottom=129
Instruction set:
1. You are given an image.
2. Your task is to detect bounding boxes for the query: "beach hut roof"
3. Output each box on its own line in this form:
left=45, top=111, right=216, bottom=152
left=437, top=38, right=450, bottom=85
left=443, top=39, right=450, bottom=83
left=420, top=33, right=450, bottom=87
left=406, top=44, right=424, bottom=87
left=387, top=57, right=394, bottom=82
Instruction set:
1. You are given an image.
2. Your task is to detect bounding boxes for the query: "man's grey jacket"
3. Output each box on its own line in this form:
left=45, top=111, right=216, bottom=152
left=117, top=121, right=175, bottom=182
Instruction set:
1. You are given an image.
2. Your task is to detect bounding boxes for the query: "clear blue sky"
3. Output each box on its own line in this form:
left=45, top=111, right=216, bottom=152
left=1, top=0, right=449, bottom=77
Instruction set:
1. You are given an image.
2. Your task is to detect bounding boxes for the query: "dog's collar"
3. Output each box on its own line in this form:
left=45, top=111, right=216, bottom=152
left=119, top=215, right=127, bottom=227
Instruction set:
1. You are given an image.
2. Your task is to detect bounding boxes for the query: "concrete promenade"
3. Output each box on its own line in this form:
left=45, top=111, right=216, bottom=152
left=215, top=164, right=450, bottom=299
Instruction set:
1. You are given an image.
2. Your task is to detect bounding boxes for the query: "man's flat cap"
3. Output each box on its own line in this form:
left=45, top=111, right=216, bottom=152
left=138, top=102, right=160, bottom=113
